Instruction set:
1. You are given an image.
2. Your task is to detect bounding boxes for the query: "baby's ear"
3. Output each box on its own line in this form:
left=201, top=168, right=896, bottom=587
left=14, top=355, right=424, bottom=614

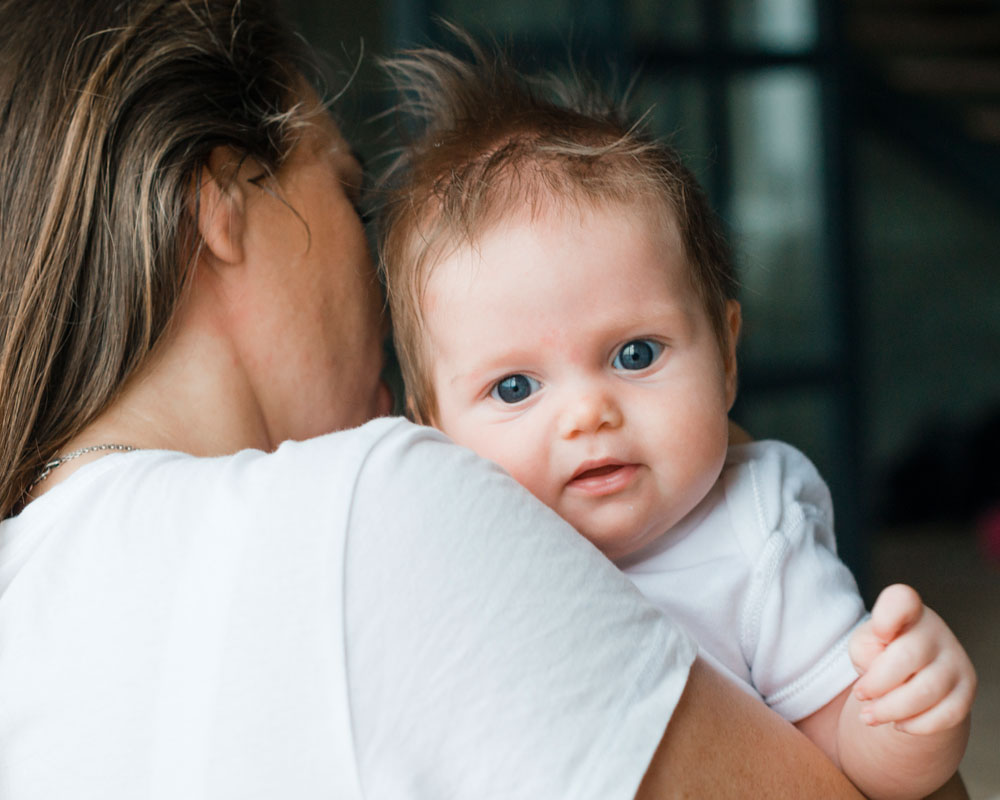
left=195, top=146, right=249, bottom=267
left=724, top=300, right=742, bottom=409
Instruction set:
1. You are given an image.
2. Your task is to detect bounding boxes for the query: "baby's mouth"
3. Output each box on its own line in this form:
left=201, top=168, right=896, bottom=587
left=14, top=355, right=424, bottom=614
left=573, top=464, right=626, bottom=481
left=567, top=461, right=639, bottom=496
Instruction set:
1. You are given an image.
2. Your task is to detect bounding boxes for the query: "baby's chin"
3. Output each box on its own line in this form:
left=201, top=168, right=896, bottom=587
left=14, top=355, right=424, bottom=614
left=566, top=514, right=664, bottom=563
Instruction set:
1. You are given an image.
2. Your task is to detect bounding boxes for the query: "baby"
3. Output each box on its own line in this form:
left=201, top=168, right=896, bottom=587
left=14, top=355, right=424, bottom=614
left=378, top=42, right=976, bottom=799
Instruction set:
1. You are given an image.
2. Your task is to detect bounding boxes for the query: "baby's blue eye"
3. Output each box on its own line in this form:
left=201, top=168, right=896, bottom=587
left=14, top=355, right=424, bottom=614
left=613, top=340, right=663, bottom=371
left=491, top=374, right=539, bottom=404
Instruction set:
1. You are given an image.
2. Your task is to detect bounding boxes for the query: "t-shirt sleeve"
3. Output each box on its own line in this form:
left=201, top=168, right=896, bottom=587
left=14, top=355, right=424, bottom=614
left=732, top=442, right=867, bottom=722
left=343, top=422, right=696, bottom=800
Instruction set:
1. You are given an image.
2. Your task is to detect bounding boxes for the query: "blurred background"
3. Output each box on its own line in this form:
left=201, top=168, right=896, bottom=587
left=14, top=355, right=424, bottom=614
left=283, top=0, right=999, bottom=793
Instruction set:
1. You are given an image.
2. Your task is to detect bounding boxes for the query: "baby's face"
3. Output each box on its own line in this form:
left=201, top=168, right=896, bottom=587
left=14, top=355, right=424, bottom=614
left=422, top=202, right=739, bottom=560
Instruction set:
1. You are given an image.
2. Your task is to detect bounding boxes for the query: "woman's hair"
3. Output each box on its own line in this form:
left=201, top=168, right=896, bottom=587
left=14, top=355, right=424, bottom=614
left=377, top=34, right=737, bottom=424
left=0, top=0, right=310, bottom=517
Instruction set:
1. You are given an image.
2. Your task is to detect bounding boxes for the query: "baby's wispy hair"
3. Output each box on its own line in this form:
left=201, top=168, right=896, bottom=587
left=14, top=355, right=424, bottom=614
left=376, top=27, right=737, bottom=423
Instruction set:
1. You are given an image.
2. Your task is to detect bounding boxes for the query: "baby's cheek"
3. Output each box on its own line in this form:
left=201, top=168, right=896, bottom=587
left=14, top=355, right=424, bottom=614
left=503, top=458, right=541, bottom=493
left=444, top=417, right=557, bottom=509
left=502, top=455, right=557, bottom=510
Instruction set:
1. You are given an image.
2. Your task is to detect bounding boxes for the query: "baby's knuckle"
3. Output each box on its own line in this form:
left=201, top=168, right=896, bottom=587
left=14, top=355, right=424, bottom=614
left=894, top=639, right=920, bottom=667
left=921, top=672, right=947, bottom=701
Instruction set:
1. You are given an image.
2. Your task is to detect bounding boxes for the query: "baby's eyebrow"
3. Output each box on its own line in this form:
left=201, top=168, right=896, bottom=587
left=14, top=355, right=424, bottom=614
left=449, top=370, right=477, bottom=388
left=448, top=366, right=502, bottom=394
left=448, top=356, right=527, bottom=390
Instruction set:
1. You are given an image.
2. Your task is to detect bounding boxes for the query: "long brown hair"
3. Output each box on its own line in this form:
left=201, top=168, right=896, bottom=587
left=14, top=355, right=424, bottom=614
left=0, top=0, right=308, bottom=517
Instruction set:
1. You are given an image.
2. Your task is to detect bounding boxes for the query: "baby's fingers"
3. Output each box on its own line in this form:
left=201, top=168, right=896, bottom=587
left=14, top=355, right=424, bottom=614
left=854, top=631, right=934, bottom=701
left=869, top=583, right=923, bottom=643
left=849, top=619, right=885, bottom=675
left=860, top=663, right=959, bottom=727
left=883, top=674, right=975, bottom=735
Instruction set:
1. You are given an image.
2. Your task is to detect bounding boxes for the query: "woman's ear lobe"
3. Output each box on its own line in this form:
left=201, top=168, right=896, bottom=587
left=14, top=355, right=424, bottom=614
left=196, top=146, right=248, bottom=266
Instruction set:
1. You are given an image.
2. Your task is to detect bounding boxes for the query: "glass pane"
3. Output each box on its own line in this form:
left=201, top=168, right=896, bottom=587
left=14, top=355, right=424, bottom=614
left=728, top=0, right=818, bottom=51
left=727, top=68, right=832, bottom=367
left=631, top=75, right=712, bottom=187
left=628, top=0, right=703, bottom=46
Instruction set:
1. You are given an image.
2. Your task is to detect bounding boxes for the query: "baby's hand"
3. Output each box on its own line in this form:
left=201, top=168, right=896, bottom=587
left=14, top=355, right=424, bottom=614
left=849, top=584, right=976, bottom=735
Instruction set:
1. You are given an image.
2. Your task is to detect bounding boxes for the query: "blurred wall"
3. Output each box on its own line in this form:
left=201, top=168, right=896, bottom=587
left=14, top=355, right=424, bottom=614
left=857, top=130, right=1000, bottom=524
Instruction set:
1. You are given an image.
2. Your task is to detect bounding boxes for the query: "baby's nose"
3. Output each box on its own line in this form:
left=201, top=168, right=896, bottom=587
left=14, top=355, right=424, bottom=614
left=557, top=391, right=623, bottom=439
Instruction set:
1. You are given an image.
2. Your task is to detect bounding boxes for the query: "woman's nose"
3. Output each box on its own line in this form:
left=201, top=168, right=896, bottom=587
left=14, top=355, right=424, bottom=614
left=557, top=391, right=624, bottom=439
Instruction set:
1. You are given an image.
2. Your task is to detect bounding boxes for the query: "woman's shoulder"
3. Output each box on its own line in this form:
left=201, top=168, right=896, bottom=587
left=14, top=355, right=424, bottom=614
left=267, top=417, right=498, bottom=504
left=119, top=416, right=509, bottom=537
left=282, top=415, right=450, bottom=469
left=3, top=418, right=451, bottom=547
left=137, top=417, right=467, bottom=524
left=1, top=416, right=522, bottom=592
left=132, top=416, right=444, bottom=493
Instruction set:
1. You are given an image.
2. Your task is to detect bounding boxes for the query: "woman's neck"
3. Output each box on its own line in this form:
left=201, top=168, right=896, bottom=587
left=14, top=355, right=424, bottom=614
left=71, top=281, right=275, bottom=460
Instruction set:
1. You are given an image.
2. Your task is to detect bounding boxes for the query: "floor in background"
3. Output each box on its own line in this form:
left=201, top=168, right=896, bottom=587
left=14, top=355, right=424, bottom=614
left=870, top=526, right=1000, bottom=800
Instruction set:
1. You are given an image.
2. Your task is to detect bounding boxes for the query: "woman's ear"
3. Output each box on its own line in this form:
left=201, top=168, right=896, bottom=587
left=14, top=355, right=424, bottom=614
left=196, top=146, right=248, bottom=266
left=723, top=299, right=742, bottom=409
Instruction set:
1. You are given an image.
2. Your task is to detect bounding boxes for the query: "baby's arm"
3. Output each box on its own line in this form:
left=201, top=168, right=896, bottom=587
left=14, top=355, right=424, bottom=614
left=797, top=584, right=975, bottom=800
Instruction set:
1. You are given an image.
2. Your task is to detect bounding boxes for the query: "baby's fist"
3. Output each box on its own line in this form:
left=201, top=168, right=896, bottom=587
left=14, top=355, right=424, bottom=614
left=849, top=584, right=922, bottom=674
left=849, top=584, right=976, bottom=735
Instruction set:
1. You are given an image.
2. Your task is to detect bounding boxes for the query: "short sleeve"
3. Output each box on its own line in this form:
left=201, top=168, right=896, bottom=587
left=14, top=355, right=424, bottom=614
left=732, top=442, right=867, bottom=722
left=344, top=422, right=696, bottom=800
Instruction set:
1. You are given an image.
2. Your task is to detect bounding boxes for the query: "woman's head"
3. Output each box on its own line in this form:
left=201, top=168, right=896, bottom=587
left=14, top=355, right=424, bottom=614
left=0, top=0, right=313, bottom=516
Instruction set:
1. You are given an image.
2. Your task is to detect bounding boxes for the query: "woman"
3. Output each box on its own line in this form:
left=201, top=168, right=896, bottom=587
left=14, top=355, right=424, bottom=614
left=0, top=0, right=863, bottom=797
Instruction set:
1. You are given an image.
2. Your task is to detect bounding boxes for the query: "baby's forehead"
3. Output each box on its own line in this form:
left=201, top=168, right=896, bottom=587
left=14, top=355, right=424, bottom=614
left=417, top=196, right=691, bottom=320
left=422, top=192, right=685, bottom=275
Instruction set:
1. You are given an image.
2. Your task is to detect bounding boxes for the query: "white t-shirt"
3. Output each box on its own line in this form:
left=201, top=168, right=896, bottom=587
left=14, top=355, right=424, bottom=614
left=0, top=417, right=695, bottom=800
left=618, top=440, right=867, bottom=723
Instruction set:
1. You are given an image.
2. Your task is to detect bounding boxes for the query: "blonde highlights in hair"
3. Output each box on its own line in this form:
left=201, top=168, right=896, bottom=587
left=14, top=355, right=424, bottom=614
left=0, top=0, right=310, bottom=517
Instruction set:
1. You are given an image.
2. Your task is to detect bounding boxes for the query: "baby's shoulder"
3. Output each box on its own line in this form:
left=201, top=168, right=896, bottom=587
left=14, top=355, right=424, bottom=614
left=720, top=440, right=834, bottom=551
